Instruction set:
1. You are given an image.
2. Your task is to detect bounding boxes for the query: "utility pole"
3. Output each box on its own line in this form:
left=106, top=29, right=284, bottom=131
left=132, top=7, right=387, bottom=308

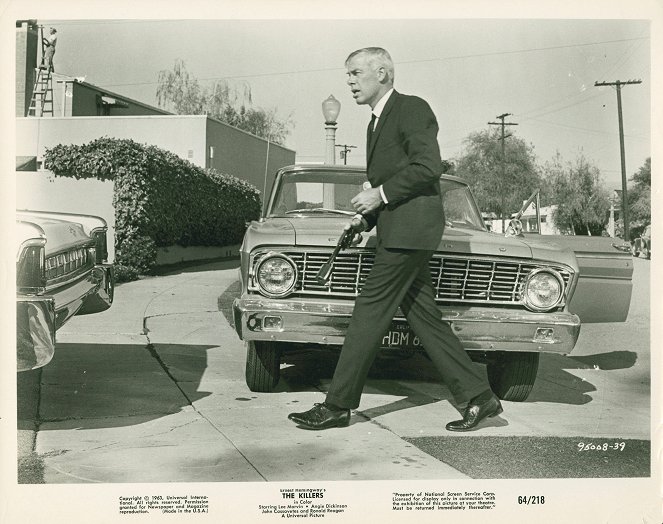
left=594, top=79, right=642, bottom=241
left=335, top=144, right=356, bottom=165
left=488, top=113, right=518, bottom=232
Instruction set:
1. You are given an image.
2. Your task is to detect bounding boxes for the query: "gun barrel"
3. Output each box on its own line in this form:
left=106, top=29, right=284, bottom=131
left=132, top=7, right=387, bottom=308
left=314, top=230, right=351, bottom=286
left=315, top=243, right=342, bottom=286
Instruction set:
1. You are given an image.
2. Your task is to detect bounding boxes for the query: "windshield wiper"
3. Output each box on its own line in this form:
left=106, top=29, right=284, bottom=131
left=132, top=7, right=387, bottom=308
left=285, top=208, right=355, bottom=216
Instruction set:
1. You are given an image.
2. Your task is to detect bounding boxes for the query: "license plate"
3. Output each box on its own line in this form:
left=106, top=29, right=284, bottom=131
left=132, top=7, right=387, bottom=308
left=381, top=322, right=422, bottom=349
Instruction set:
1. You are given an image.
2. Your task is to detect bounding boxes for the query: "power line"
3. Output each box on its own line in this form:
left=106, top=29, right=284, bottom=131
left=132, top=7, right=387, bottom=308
left=526, top=116, right=648, bottom=140
left=519, top=91, right=605, bottom=120
left=90, top=36, right=647, bottom=88
left=511, top=31, right=647, bottom=122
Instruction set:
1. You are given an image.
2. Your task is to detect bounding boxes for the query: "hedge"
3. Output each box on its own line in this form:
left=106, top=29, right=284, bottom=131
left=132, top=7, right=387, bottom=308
left=44, top=137, right=261, bottom=281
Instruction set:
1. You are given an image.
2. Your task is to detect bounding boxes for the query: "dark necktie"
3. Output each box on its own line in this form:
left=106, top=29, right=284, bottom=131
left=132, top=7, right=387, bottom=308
left=367, top=113, right=377, bottom=145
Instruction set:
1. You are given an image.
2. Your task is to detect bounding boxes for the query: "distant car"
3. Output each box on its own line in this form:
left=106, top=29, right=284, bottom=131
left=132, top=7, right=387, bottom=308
left=631, top=224, right=651, bottom=259
left=16, top=210, right=114, bottom=371
left=232, top=165, right=633, bottom=401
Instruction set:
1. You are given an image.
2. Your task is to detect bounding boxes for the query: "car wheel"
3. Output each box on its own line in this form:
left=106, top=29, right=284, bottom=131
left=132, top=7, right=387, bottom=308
left=486, top=352, right=539, bottom=402
left=245, top=341, right=281, bottom=392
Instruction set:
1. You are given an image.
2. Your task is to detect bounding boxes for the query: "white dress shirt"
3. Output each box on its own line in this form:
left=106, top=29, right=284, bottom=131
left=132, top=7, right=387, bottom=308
left=370, top=88, right=394, bottom=204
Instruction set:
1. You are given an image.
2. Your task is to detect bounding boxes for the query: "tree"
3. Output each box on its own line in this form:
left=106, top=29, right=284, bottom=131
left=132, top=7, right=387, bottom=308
left=453, top=129, right=541, bottom=220
left=156, top=59, right=293, bottom=145
left=542, top=152, right=610, bottom=236
left=628, top=157, right=650, bottom=226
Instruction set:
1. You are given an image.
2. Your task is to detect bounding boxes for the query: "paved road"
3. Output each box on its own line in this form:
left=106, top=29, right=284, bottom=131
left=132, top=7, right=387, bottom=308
left=17, top=257, right=651, bottom=484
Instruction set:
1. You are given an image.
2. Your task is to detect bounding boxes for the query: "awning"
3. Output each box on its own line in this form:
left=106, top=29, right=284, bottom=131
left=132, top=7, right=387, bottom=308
left=98, top=95, right=129, bottom=108
left=16, top=156, right=38, bottom=171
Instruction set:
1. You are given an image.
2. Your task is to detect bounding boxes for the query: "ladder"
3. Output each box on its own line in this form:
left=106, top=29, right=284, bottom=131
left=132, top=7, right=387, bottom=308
left=27, top=67, right=54, bottom=117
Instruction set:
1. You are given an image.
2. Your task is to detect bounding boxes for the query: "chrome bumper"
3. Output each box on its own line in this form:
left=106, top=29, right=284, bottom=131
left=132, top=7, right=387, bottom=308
left=17, top=264, right=114, bottom=371
left=233, top=296, right=581, bottom=355
left=17, top=296, right=56, bottom=371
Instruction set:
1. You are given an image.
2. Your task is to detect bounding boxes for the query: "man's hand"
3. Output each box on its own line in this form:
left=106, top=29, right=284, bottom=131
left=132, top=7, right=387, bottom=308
left=344, top=214, right=368, bottom=233
left=340, top=214, right=368, bottom=248
left=351, top=188, right=383, bottom=214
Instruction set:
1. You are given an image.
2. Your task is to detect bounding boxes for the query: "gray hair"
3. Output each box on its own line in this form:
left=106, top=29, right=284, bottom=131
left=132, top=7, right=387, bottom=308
left=345, top=47, right=395, bottom=82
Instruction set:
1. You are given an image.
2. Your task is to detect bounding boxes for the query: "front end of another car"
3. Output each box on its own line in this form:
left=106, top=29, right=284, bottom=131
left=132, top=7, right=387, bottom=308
left=233, top=165, right=632, bottom=401
left=16, top=210, right=114, bottom=371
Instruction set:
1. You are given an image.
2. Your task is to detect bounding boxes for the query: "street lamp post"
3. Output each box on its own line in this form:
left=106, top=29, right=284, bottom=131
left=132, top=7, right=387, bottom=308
left=322, top=95, right=341, bottom=165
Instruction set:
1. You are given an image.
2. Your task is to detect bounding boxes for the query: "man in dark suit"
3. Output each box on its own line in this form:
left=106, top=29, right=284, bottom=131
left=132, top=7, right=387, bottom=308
left=289, top=47, right=503, bottom=432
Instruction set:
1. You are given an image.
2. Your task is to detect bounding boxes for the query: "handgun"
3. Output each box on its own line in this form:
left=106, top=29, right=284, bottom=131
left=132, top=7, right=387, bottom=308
left=315, top=214, right=365, bottom=286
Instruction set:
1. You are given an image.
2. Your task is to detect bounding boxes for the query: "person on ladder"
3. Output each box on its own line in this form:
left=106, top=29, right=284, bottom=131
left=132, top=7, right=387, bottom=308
left=40, top=28, right=57, bottom=72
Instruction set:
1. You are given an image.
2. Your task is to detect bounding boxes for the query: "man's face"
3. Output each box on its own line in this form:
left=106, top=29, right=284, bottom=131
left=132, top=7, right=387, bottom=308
left=346, top=53, right=384, bottom=109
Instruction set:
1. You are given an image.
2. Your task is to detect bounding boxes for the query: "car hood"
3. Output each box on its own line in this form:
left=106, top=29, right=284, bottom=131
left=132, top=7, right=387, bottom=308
left=16, top=212, right=92, bottom=256
left=246, top=217, right=554, bottom=261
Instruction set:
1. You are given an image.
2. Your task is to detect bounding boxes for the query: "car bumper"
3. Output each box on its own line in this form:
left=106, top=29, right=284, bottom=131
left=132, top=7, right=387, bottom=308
left=16, top=264, right=114, bottom=371
left=232, top=297, right=581, bottom=355
left=17, top=296, right=56, bottom=371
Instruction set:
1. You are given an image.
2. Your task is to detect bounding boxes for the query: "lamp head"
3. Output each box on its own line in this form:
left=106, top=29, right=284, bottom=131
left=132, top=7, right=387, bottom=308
left=322, top=94, right=341, bottom=125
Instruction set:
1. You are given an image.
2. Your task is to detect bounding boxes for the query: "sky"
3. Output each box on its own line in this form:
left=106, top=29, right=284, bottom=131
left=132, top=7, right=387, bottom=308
left=27, top=14, right=651, bottom=193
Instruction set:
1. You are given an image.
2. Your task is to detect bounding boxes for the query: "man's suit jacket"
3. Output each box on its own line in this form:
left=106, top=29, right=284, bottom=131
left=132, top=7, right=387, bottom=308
left=365, top=91, right=445, bottom=250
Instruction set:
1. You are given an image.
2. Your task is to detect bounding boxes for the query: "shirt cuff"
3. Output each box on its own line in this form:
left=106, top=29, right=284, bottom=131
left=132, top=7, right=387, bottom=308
left=379, top=185, right=389, bottom=204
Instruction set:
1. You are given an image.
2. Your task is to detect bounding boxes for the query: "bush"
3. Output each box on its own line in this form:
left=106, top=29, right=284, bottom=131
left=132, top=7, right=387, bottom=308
left=44, top=137, right=261, bottom=281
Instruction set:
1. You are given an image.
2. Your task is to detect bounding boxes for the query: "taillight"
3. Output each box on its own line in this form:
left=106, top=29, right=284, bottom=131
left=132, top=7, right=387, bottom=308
left=91, top=227, right=108, bottom=263
left=17, top=240, right=46, bottom=293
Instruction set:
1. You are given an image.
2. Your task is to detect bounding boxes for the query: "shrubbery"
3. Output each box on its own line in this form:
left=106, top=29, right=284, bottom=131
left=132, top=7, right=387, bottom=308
left=44, top=137, right=261, bottom=281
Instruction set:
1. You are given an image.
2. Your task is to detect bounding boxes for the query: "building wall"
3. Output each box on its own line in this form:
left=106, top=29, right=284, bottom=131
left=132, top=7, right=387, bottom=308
left=16, top=116, right=208, bottom=168
left=70, top=83, right=172, bottom=117
left=206, top=118, right=295, bottom=201
left=16, top=21, right=39, bottom=117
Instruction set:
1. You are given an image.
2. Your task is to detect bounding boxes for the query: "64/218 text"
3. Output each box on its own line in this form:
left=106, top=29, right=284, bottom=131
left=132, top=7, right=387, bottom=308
left=518, top=496, right=544, bottom=505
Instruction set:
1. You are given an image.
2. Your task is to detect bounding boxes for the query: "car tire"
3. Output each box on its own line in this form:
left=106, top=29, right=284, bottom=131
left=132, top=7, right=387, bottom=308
left=245, top=341, right=281, bottom=392
left=486, top=352, right=539, bottom=402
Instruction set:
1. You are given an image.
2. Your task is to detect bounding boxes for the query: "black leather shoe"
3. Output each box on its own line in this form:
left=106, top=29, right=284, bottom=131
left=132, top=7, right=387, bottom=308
left=288, top=403, right=351, bottom=430
left=445, top=395, right=503, bottom=432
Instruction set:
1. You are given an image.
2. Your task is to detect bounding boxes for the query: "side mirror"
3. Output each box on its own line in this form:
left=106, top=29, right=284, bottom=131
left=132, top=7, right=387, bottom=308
left=505, top=218, right=523, bottom=238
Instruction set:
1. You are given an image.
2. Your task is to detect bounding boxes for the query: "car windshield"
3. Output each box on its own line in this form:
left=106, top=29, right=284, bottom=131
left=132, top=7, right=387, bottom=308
left=268, top=170, right=485, bottom=231
left=268, top=171, right=367, bottom=217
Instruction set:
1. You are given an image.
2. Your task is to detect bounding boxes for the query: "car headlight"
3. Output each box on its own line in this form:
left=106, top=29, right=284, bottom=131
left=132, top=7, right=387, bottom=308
left=523, top=269, right=564, bottom=311
left=255, top=253, right=297, bottom=298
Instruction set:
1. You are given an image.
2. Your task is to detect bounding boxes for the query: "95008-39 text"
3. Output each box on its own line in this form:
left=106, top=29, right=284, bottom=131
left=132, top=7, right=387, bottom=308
left=577, top=442, right=626, bottom=452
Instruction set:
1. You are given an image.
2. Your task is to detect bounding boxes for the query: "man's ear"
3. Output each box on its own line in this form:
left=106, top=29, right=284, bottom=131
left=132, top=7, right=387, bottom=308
left=376, top=67, right=388, bottom=83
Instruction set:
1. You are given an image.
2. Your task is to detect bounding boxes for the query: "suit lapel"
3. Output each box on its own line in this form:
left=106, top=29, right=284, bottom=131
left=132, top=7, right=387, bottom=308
left=367, top=91, right=398, bottom=165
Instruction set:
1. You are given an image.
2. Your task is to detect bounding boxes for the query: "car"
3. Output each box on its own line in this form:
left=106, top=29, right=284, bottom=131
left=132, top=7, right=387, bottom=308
left=16, top=210, right=114, bottom=371
left=232, top=165, right=633, bottom=401
left=630, top=224, right=651, bottom=259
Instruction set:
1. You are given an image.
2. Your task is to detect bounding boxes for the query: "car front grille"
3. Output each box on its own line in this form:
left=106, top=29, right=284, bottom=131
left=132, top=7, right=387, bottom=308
left=252, top=250, right=573, bottom=306
left=45, top=245, right=95, bottom=284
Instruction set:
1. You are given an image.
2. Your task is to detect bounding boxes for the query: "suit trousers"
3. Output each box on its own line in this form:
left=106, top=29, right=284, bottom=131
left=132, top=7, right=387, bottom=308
left=325, top=245, right=490, bottom=410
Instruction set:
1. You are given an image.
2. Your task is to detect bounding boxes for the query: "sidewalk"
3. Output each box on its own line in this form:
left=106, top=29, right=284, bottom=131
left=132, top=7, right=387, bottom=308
left=26, top=260, right=469, bottom=483
left=20, top=258, right=651, bottom=483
